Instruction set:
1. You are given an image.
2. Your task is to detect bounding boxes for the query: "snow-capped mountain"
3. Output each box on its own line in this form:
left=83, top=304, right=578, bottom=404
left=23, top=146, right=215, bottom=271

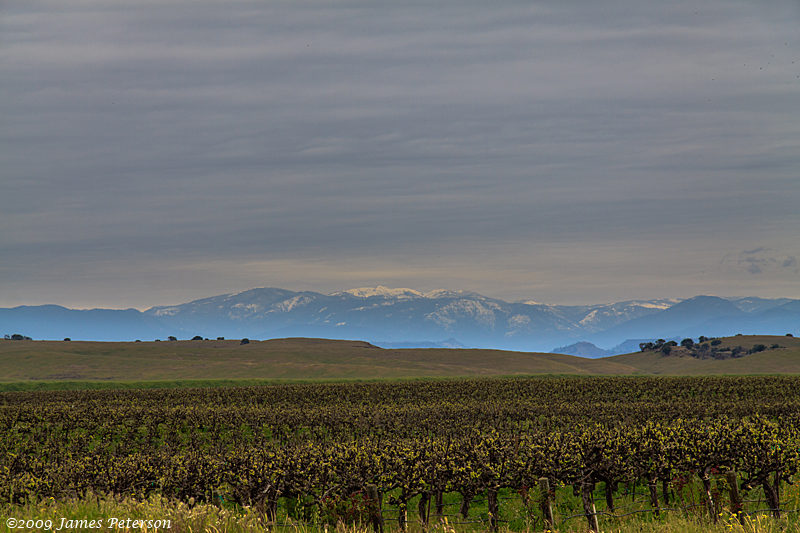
left=144, top=286, right=580, bottom=350
left=3, top=288, right=797, bottom=354
left=140, top=288, right=797, bottom=352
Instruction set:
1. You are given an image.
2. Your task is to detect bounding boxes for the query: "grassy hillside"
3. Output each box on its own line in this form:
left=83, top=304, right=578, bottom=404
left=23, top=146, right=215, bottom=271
left=608, top=334, right=800, bottom=374
left=2, top=335, right=798, bottom=388
left=0, top=337, right=637, bottom=384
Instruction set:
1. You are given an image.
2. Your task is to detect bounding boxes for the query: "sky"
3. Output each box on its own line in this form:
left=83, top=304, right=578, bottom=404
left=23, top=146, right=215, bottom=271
left=2, top=0, right=799, bottom=310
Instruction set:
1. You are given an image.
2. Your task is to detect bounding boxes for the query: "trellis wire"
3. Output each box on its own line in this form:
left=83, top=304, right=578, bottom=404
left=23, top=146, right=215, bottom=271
left=372, top=489, right=800, bottom=529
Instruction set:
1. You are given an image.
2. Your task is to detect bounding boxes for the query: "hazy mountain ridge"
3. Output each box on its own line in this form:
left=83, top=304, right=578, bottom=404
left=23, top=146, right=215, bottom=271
left=727, top=297, right=795, bottom=314
left=0, top=305, right=173, bottom=342
left=585, top=296, right=746, bottom=348
left=2, top=288, right=798, bottom=354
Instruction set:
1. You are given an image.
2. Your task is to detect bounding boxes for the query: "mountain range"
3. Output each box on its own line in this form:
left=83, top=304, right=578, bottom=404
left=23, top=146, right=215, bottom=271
left=1, top=287, right=797, bottom=355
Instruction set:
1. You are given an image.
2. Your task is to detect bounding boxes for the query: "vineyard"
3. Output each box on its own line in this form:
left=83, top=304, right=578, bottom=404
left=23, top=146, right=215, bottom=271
left=3, top=376, right=800, bottom=531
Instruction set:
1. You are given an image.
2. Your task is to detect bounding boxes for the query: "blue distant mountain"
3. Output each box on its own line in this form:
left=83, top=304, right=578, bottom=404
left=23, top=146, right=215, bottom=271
left=586, top=296, right=745, bottom=347
left=0, top=305, right=172, bottom=341
left=1, top=288, right=797, bottom=354
left=141, top=287, right=677, bottom=351
left=687, top=299, right=800, bottom=339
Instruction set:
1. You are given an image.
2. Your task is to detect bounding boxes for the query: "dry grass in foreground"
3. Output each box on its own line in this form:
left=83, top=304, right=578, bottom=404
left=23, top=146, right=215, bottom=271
left=2, top=495, right=800, bottom=533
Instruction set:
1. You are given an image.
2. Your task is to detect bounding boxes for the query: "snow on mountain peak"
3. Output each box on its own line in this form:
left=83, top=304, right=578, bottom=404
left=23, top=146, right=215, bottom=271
left=333, top=286, right=424, bottom=299
left=637, top=301, right=678, bottom=309
left=274, top=295, right=313, bottom=313
left=151, top=307, right=180, bottom=316
left=422, top=289, right=473, bottom=299
left=331, top=287, right=478, bottom=300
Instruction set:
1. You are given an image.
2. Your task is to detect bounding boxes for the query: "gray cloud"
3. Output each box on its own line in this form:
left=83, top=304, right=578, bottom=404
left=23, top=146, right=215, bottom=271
left=746, top=263, right=763, bottom=275
left=2, top=0, right=800, bottom=309
left=717, top=248, right=799, bottom=279
left=743, top=247, right=767, bottom=255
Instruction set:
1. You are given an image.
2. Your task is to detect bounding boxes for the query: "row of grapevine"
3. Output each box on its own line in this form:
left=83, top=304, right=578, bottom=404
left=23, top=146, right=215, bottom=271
left=3, top=376, right=800, bottom=530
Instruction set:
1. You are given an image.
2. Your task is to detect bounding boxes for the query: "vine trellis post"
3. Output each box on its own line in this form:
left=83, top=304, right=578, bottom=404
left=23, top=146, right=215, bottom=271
left=581, top=477, right=599, bottom=532
left=726, top=471, right=744, bottom=525
left=365, top=484, right=384, bottom=533
left=538, top=477, right=554, bottom=530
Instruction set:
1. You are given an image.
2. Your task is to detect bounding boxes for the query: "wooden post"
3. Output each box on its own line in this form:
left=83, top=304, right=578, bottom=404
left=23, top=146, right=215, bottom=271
left=582, top=479, right=599, bottom=532
left=662, top=478, right=670, bottom=506
left=726, top=472, right=743, bottom=525
left=538, top=477, right=555, bottom=530
left=435, top=490, right=444, bottom=518
left=398, top=498, right=407, bottom=530
left=365, top=484, right=384, bottom=533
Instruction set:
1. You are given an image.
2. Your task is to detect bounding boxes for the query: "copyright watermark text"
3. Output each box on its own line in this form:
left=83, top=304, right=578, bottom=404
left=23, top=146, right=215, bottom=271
left=6, top=517, right=171, bottom=530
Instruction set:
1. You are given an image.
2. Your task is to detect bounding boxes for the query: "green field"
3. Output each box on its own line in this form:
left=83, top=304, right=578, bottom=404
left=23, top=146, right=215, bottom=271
left=1, top=335, right=799, bottom=390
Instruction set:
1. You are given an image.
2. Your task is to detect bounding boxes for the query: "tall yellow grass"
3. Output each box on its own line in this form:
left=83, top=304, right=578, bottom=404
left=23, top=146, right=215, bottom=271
left=2, top=495, right=800, bottom=533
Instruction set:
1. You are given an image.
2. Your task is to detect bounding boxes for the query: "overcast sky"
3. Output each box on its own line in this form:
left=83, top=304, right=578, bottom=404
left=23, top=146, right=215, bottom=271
left=2, top=0, right=799, bottom=310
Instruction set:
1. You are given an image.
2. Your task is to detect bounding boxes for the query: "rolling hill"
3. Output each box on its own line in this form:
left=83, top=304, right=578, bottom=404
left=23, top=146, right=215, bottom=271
left=1, top=335, right=799, bottom=388
left=607, top=334, right=800, bottom=375
left=0, top=337, right=637, bottom=383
